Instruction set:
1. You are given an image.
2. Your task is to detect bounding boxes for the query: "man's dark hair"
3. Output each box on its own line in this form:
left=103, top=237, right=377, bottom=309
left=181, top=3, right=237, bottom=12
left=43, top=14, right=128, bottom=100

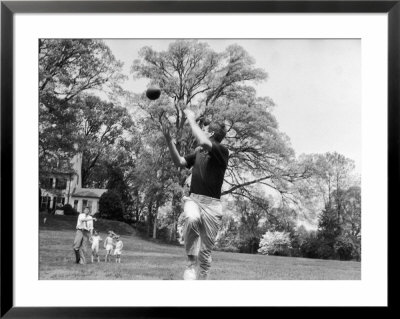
left=209, top=121, right=227, bottom=143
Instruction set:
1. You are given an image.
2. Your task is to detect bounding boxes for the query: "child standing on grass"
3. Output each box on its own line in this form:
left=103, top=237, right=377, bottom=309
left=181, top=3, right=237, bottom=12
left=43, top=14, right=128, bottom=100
left=104, top=231, right=114, bottom=262
left=113, top=235, right=123, bottom=263
left=90, top=230, right=102, bottom=263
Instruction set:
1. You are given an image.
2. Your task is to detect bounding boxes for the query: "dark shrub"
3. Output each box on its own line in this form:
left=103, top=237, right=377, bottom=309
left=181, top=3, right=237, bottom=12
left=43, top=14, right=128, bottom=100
left=99, top=190, right=124, bottom=221
left=300, top=235, right=320, bottom=259
left=62, top=204, right=77, bottom=216
left=334, top=235, right=357, bottom=261
left=237, top=237, right=260, bottom=254
left=156, top=226, right=170, bottom=241
left=316, top=241, right=336, bottom=259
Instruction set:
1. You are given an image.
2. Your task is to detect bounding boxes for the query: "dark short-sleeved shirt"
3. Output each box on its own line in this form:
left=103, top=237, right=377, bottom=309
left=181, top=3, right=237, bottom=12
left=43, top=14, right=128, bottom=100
left=184, top=141, right=229, bottom=199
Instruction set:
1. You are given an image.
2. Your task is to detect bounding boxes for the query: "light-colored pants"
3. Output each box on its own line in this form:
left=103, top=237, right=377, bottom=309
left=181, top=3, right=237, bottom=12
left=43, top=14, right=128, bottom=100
left=73, top=229, right=89, bottom=260
left=182, top=193, right=223, bottom=279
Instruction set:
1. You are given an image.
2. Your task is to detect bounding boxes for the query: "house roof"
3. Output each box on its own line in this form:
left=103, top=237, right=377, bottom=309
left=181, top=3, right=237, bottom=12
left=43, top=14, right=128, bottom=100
left=72, top=188, right=107, bottom=199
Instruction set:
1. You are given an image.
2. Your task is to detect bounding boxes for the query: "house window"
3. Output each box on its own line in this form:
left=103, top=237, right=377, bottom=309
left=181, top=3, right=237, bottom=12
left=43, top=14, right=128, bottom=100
left=82, top=199, right=87, bottom=208
left=55, top=178, right=67, bottom=190
left=73, top=200, right=79, bottom=210
left=40, top=196, right=50, bottom=209
left=40, top=177, right=53, bottom=189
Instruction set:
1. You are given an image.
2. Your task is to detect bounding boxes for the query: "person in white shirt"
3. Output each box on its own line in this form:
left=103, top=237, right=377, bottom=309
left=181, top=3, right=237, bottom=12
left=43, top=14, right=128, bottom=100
left=113, top=235, right=123, bottom=263
left=72, top=207, right=97, bottom=264
left=89, top=230, right=102, bottom=263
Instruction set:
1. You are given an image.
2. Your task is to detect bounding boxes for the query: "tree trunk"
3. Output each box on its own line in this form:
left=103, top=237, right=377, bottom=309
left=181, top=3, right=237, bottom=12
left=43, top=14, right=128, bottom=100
left=169, top=193, right=182, bottom=242
left=134, top=189, right=140, bottom=225
left=147, top=202, right=153, bottom=237
left=169, top=221, right=177, bottom=242
left=153, top=216, right=157, bottom=239
left=153, top=201, right=160, bottom=239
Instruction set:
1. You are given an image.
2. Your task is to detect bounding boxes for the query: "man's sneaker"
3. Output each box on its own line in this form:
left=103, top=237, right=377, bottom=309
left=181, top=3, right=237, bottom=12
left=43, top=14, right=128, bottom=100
left=183, top=265, right=197, bottom=280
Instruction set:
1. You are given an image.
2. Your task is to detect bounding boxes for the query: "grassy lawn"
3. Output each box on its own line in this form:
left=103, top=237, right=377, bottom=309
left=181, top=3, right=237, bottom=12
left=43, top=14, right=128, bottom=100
left=39, top=215, right=361, bottom=280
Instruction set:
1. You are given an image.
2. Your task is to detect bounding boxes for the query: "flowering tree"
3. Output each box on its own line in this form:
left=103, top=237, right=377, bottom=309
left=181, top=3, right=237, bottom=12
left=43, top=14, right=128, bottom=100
left=258, top=231, right=292, bottom=256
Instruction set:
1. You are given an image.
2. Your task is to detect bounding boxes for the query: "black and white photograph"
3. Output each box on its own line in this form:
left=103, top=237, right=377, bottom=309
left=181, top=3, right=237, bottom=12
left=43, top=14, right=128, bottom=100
left=38, top=38, right=362, bottom=281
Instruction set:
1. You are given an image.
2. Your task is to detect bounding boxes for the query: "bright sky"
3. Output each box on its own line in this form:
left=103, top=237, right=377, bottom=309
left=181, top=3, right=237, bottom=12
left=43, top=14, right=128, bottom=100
left=104, top=39, right=361, bottom=173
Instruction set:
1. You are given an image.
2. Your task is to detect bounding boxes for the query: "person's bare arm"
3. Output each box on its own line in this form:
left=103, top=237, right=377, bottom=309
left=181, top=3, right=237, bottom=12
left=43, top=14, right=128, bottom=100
left=161, top=122, right=187, bottom=168
left=184, top=109, right=212, bottom=151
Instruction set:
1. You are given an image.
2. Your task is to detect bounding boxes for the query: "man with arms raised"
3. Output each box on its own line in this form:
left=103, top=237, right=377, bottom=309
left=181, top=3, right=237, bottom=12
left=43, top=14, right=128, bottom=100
left=162, top=109, right=229, bottom=280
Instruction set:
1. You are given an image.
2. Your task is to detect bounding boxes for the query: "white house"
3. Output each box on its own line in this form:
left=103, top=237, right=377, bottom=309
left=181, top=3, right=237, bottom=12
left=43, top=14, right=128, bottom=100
left=70, top=187, right=107, bottom=214
left=40, top=153, right=107, bottom=214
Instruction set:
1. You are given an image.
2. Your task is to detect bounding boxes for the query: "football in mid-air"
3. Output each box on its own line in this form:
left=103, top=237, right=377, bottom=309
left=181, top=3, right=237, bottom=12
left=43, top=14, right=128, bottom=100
left=146, top=87, right=161, bottom=100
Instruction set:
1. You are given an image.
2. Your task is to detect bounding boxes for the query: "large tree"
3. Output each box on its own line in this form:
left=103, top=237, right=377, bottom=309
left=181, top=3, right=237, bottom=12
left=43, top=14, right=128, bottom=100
left=71, top=95, right=135, bottom=187
left=295, top=157, right=361, bottom=260
left=130, top=40, right=309, bottom=236
left=39, top=39, right=125, bottom=107
left=117, top=116, right=180, bottom=236
left=295, top=152, right=357, bottom=224
left=39, top=39, right=126, bottom=169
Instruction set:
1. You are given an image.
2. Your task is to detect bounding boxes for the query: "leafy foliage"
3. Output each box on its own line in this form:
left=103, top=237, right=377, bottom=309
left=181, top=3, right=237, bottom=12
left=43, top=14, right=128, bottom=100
left=39, top=39, right=125, bottom=107
left=39, top=39, right=127, bottom=173
left=258, top=231, right=292, bottom=256
left=99, top=190, right=124, bottom=221
left=62, top=204, right=78, bottom=216
left=70, top=95, right=135, bottom=187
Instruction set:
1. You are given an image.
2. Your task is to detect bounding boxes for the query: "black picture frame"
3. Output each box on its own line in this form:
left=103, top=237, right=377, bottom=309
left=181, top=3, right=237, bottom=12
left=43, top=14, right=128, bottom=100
left=1, top=1, right=394, bottom=317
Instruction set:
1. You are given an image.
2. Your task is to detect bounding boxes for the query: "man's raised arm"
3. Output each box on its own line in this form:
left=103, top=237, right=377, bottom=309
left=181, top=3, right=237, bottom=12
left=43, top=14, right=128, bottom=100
left=161, top=121, right=187, bottom=168
left=184, top=109, right=212, bottom=151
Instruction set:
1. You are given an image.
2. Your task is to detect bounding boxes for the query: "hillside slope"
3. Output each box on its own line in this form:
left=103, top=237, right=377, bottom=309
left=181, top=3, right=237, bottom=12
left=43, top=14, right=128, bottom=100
left=39, top=213, right=136, bottom=235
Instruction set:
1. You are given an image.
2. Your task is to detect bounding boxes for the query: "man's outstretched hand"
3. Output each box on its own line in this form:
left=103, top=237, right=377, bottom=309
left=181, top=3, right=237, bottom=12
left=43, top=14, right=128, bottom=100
left=161, top=120, right=172, bottom=142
